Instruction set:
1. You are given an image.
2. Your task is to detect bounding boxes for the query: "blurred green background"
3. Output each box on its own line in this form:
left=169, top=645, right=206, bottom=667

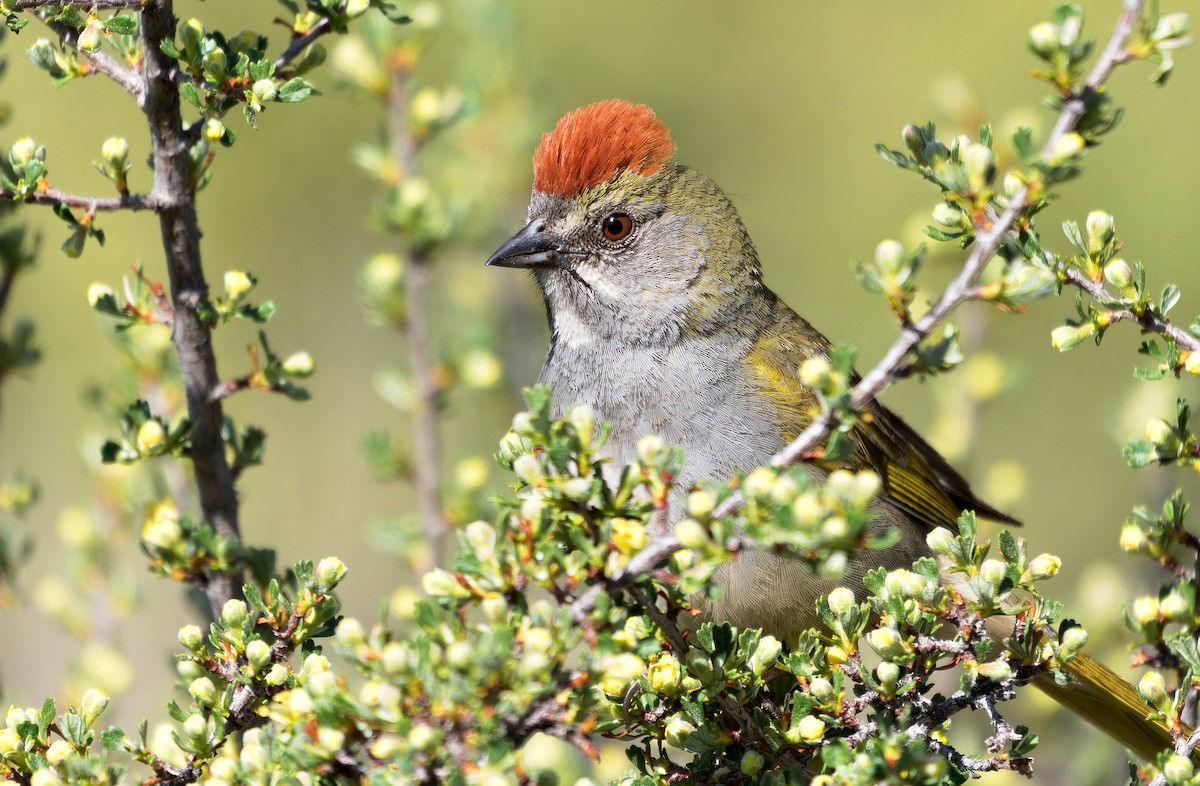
left=0, top=0, right=1197, bottom=780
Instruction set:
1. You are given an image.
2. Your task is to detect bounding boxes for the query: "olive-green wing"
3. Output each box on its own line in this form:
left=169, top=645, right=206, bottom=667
left=745, top=298, right=1018, bottom=534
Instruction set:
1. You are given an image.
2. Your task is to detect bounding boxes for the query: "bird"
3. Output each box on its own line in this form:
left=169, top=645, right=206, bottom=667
left=486, top=99, right=1170, bottom=761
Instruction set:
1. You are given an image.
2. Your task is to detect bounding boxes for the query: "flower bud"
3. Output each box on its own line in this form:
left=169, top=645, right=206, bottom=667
left=674, top=518, right=709, bottom=550
left=245, top=639, right=271, bottom=669
left=9, top=136, right=38, bottom=168
left=221, top=599, right=249, bottom=628
left=873, top=240, right=905, bottom=276
left=742, top=467, right=776, bottom=501
left=31, top=769, right=62, bottom=786
left=926, top=527, right=956, bottom=555
left=1153, top=12, right=1190, bottom=41
left=480, top=594, right=508, bottom=625
left=828, top=587, right=856, bottom=616
left=1003, top=171, right=1024, bottom=199
left=1047, top=133, right=1085, bottom=166
left=1184, top=352, right=1200, bottom=378
left=932, top=202, right=963, bottom=228
left=1138, top=671, right=1169, bottom=709
left=80, top=688, right=110, bottom=724
left=178, top=624, right=205, bottom=652
left=975, top=659, right=1012, bottom=682
left=370, top=732, right=404, bottom=760
left=1028, top=21, right=1060, bottom=56
left=314, top=556, right=347, bottom=589
left=202, top=48, right=227, bottom=81
left=281, top=351, right=315, bottom=378
left=136, top=419, right=167, bottom=453
left=740, top=750, right=765, bottom=775
left=265, top=663, right=289, bottom=686
left=1103, top=258, right=1134, bottom=294
left=1164, top=757, right=1194, bottom=786
left=566, top=404, right=595, bottom=447
left=142, top=501, right=182, bottom=550
left=1085, top=211, right=1115, bottom=255
left=962, top=142, right=995, bottom=192
left=183, top=712, right=208, bottom=742
left=421, top=568, right=470, bottom=599
left=636, top=434, right=664, bottom=465
left=87, top=282, right=114, bottom=308
left=179, top=18, right=205, bottom=56
left=611, top=518, right=647, bottom=554
left=1160, top=590, right=1191, bottom=621
left=867, top=627, right=907, bottom=658
left=599, top=653, right=646, bottom=696
left=647, top=653, right=682, bottom=694
left=512, top=453, right=541, bottom=484
left=0, top=728, right=19, bottom=755
left=748, top=635, right=782, bottom=676
left=791, top=491, right=822, bottom=525
left=101, top=136, right=128, bottom=170
left=464, top=520, right=497, bottom=562
left=335, top=617, right=365, bottom=649
left=189, top=677, right=217, bottom=705
left=979, top=559, right=1007, bottom=586
left=876, top=661, right=901, bottom=687
left=1146, top=419, right=1174, bottom=444
left=664, top=714, right=696, bottom=747
left=1024, top=553, right=1061, bottom=581
left=1132, top=595, right=1161, bottom=625
left=224, top=270, right=253, bottom=299
left=251, top=78, right=277, bottom=104
left=1050, top=322, right=1095, bottom=351
left=686, top=489, right=716, bottom=520
left=798, top=356, right=832, bottom=388
left=46, top=739, right=72, bottom=765
left=792, top=715, right=826, bottom=745
left=808, top=677, right=834, bottom=703
left=1119, top=523, right=1149, bottom=553
left=826, top=645, right=849, bottom=666
left=1060, top=625, right=1088, bottom=655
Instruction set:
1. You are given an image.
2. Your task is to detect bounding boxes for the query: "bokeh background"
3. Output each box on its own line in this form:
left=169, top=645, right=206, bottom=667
left=1, top=1, right=1198, bottom=782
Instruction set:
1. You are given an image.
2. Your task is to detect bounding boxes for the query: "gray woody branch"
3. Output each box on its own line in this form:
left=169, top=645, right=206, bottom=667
left=140, top=0, right=242, bottom=617
left=570, top=0, right=1149, bottom=625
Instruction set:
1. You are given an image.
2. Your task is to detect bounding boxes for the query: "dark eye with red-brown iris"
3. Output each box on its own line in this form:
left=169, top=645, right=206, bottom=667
left=600, top=212, right=633, bottom=242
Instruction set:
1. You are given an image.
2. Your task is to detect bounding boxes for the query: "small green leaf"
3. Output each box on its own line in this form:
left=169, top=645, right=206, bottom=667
left=104, top=15, right=138, bottom=35
left=180, top=81, right=204, bottom=109
left=276, top=76, right=314, bottom=103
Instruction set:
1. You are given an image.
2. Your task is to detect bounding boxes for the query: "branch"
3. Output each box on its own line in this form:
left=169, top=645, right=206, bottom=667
left=710, top=0, right=1147, bottom=520
left=141, top=0, right=242, bottom=618
left=271, top=16, right=333, bottom=74
left=43, top=17, right=146, bottom=105
left=12, top=0, right=144, bottom=6
left=571, top=0, right=1148, bottom=626
left=0, top=186, right=158, bottom=212
left=387, top=61, right=445, bottom=571
left=1061, top=265, right=1200, bottom=352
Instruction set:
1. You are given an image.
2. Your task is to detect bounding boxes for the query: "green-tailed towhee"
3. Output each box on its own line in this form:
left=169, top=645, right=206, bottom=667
left=487, top=99, right=1168, bottom=759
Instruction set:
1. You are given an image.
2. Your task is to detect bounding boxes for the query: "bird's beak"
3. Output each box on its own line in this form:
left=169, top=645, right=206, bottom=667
left=485, top=221, right=571, bottom=269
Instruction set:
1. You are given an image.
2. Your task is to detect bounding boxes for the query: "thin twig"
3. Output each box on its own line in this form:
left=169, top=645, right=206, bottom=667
left=271, top=16, right=333, bottom=74
left=570, top=0, right=1148, bottom=627
left=0, top=187, right=158, bottom=212
left=1060, top=265, right=1200, bottom=352
left=387, top=61, right=445, bottom=571
left=43, top=17, right=146, bottom=105
left=141, top=0, right=242, bottom=617
left=710, top=0, right=1147, bottom=521
left=13, top=0, right=144, bottom=7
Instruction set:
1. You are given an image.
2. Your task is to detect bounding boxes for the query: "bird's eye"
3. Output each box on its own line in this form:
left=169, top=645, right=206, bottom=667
left=600, top=212, right=634, bottom=242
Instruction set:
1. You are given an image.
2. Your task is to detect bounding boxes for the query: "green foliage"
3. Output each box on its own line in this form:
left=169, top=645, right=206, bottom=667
left=0, top=1, right=1199, bottom=785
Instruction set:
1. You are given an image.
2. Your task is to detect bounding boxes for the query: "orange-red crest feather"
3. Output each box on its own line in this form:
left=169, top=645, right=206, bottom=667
left=533, top=100, right=675, bottom=198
